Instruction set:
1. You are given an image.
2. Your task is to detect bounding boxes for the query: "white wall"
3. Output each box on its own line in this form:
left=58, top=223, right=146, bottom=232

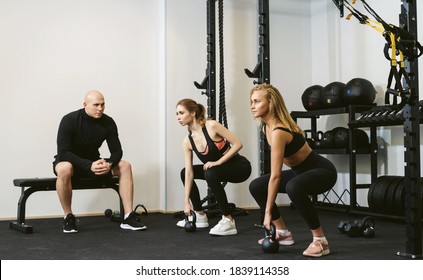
left=0, top=0, right=163, bottom=218
left=1, top=0, right=421, bottom=219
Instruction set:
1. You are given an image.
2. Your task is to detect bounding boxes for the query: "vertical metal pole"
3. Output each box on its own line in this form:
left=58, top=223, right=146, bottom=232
left=259, top=0, right=270, bottom=175
left=397, top=0, right=422, bottom=258
left=194, top=0, right=216, bottom=120
left=206, top=0, right=216, bottom=120
left=258, top=0, right=270, bottom=85
left=244, top=0, right=271, bottom=175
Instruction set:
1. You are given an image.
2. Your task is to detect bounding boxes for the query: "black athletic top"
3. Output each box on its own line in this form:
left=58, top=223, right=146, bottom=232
left=188, top=126, right=231, bottom=164
left=266, top=126, right=305, bottom=157
left=53, top=108, right=123, bottom=171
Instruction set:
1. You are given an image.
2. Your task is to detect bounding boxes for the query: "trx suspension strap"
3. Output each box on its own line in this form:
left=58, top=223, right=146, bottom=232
left=343, top=0, right=422, bottom=105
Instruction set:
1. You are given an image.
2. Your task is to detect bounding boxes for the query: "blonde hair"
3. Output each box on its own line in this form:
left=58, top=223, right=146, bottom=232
left=249, top=83, right=303, bottom=134
left=176, top=98, right=207, bottom=131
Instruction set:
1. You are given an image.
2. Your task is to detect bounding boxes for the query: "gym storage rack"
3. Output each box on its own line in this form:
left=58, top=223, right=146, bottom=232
left=291, top=104, right=377, bottom=213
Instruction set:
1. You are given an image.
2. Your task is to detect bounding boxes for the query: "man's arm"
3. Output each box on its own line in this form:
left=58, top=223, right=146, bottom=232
left=56, top=114, right=93, bottom=171
left=105, top=118, right=123, bottom=167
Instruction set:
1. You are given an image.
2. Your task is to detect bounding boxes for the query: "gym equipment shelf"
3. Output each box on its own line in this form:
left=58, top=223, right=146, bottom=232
left=291, top=104, right=378, bottom=213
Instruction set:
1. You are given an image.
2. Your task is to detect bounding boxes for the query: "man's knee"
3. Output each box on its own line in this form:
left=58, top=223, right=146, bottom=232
left=116, top=160, right=132, bottom=174
left=55, top=162, right=73, bottom=178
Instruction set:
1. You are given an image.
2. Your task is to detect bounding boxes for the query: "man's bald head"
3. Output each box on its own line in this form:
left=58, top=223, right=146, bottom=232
left=83, top=90, right=105, bottom=119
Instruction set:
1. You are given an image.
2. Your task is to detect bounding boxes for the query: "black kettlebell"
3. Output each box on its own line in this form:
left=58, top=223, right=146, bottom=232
left=303, top=129, right=315, bottom=148
left=184, top=210, right=197, bottom=232
left=110, top=210, right=122, bottom=222
left=104, top=208, right=113, bottom=217
left=262, top=224, right=279, bottom=253
left=361, top=216, right=375, bottom=238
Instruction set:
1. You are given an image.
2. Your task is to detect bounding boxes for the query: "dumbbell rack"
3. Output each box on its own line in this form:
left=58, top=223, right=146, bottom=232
left=291, top=104, right=377, bottom=212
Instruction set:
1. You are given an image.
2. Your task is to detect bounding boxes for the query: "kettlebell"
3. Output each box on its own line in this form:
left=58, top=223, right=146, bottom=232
left=261, top=224, right=279, bottom=253
left=303, top=129, right=315, bottom=148
left=111, top=210, right=122, bottom=222
left=184, top=210, right=197, bottom=232
left=361, top=216, right=375, bottom=238
left=104, top=208, right=113, bottom=217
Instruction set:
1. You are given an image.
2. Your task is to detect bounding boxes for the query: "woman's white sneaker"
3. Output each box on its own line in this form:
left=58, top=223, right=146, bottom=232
left=209, top=216, right=237, bottom=236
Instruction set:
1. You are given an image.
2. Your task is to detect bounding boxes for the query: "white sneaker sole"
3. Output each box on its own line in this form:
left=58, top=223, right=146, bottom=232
left=120, top=224, right=147, bottom=231
left=177, top=222, right=209, bottom=228
left=209, top=228, right=237, bottom=236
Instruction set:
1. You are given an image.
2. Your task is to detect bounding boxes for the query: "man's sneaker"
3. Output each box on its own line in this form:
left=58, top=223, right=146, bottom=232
left=63, top=213, right=78, bottom=233
left=258, top=231, right=294, bottom=245
left=303, top=239, right=330, bottom=257
left=209, top=215, right=237, bottom=236
left=176, top=212, right=209, bottom=228
left=120, top=212, right=147, bottom=231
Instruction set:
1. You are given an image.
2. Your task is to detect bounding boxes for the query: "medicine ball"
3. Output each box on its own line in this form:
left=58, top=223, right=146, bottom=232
left=333, top=127, right=349, bottom=148
left=302, top=85, right=323, bottom=111
left=343, top=78, right=376, bottom=105
left=352, top=129, right=369, bottom=148
left=321, top=82, right=346, bottom=108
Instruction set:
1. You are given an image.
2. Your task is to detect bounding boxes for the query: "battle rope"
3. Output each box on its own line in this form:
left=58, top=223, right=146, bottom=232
left=218, top=0, right=228, bottom=128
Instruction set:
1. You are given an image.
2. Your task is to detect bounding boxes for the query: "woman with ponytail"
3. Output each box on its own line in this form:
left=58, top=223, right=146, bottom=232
left=175, top=98, right=251, bottom=236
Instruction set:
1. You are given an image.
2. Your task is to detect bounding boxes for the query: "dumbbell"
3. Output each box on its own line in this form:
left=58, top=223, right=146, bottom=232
left=337, top=216, right=375, bottom=238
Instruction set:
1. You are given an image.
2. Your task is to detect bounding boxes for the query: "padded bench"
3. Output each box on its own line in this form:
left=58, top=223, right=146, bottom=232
left=9, top=176, right=123, bottom=234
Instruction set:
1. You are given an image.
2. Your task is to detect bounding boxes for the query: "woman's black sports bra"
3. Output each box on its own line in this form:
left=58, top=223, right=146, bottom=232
left=188, top=126, right=231, bottom=164
left=264, top=126, right=305, bottom=157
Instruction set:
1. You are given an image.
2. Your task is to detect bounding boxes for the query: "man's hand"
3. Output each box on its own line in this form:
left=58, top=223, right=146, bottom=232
left=91, top=159, right=111, bottom=175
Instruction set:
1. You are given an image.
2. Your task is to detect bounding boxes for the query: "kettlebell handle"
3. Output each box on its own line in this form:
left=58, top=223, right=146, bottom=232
left=185, top=210, right=197, bottom=223
left=264, top=224, right=276, bottom=241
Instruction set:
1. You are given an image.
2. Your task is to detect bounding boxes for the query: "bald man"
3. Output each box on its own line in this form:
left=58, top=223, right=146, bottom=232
left=53, top=90, right=146, bottom=233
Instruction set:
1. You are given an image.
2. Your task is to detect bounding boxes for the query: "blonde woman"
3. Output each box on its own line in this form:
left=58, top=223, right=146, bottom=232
left=249, top=84, right=337, bottom=257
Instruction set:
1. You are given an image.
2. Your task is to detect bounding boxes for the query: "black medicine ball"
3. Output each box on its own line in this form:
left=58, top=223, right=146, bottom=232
left=321, top=82, right=346, bottom=108
left=343, top=78, right=376, bottom=105
left=333, top=127, right=349, bottom=148
left=302, top=85, right=323, bottom=111
left=352, top=129, right=369, bottom=148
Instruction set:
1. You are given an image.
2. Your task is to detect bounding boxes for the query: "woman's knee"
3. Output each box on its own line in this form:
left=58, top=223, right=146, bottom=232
left=204, top=168, right=219, bottom=182
left=180, top=168, right=186, bottom=181
left=285, top=181, right=302, bottom=200
left=249, top=177, right=266, bottom=197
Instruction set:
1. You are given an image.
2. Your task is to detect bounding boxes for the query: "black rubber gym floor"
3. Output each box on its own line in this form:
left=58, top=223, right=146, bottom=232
left=0, top=207, right=421, bottom=260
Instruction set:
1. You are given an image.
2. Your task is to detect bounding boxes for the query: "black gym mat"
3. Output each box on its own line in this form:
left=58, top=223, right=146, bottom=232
left=0, top=207, right=420, bottom=260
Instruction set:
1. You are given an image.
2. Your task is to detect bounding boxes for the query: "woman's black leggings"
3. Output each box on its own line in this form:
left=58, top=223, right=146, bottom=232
left=180, top=154, right=251, bottom=216
left=249, top=151, right=337, bottom=230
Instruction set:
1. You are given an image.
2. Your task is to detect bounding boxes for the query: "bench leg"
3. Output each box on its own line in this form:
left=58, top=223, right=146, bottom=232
left=9, top=187, right=38, bottom=233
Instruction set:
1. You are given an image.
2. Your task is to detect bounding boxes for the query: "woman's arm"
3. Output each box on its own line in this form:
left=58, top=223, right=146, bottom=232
left=264, top=129, right=289, bottom=229
left=182, top=137, right=195, bottom=213
left=205, top=120, right=243, bottom=166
